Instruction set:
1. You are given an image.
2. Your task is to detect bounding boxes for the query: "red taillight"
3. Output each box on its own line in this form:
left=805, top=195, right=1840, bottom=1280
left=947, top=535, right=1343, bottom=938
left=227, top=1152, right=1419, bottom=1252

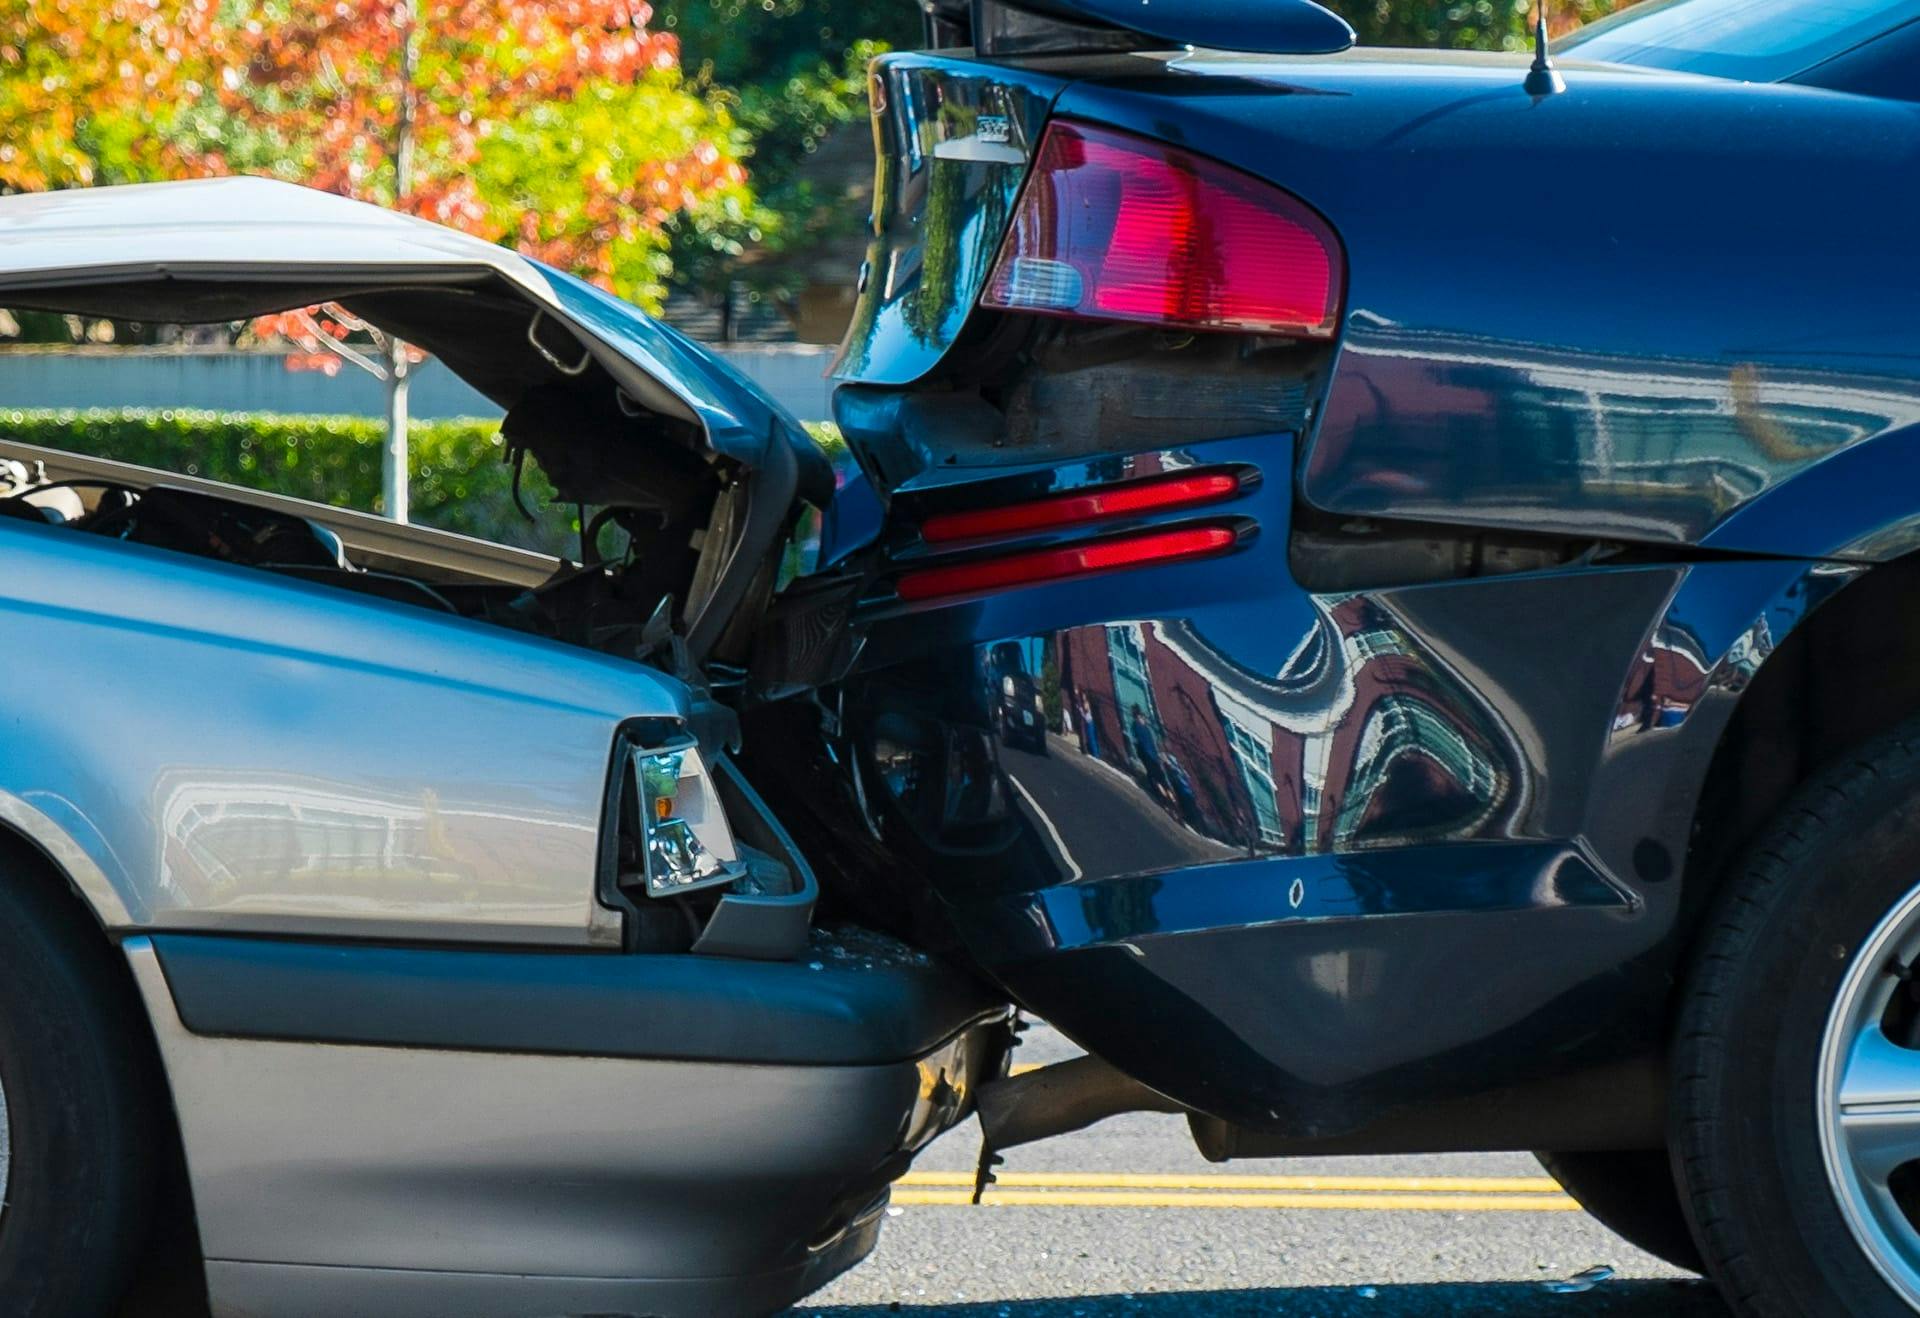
left=920, top=470, right=1243, bottom=545
left=896, top=525, right=1239, bottom=603
left=981, top=121, right=1342, bottom=338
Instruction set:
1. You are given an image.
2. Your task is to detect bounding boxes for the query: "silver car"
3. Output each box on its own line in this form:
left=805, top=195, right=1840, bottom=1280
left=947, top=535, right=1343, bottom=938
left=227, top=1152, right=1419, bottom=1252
left=0, top=178, right=1008, bottom=1318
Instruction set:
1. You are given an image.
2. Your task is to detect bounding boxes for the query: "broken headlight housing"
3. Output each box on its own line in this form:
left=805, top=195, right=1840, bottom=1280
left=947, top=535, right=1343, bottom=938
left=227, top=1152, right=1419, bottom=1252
left=633, top=744, right=742, bottom=898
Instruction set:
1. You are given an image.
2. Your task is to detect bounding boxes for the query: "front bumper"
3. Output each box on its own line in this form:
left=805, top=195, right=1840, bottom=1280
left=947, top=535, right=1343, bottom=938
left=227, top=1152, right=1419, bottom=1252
left=128, top=932, right=1009, bottom=1318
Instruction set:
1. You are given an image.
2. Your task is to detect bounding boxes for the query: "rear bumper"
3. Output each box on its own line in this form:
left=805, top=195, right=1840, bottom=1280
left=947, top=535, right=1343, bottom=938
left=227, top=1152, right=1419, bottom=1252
left=750, top=430, right=1838, bottom=1151
left=127, top=933, right=1009, bottom=1318
left=967, top=841, right=1665, bottom=1146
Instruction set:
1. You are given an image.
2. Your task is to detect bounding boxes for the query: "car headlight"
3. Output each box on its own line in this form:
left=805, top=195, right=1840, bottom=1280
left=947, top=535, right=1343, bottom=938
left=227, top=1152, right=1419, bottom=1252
left=634, top=745, right=741, bottom=898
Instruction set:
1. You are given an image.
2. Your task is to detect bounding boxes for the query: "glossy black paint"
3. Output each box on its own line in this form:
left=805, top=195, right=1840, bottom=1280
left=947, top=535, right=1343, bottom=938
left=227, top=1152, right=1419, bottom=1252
left=830, top=56, right=1068, bottom=388
left=765, top=36, right=1920, bottom=1150
left=1561, top=0, right=1920, bottom=92
left=1796, top=17, right=1920, bottom=102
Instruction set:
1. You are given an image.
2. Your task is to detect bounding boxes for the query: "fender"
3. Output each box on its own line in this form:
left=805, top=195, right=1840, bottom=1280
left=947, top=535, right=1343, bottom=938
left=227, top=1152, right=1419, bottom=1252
left=0, top=514, right=686, bottom=945
left=0, top=787, right=135, bottom=926
left=1702, top=418, right=1920, bottom=560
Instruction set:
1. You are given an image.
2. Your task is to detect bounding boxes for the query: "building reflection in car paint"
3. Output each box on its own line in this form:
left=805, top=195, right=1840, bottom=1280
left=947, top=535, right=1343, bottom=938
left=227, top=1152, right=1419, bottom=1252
left=991, top=593, right=1519, bottom=885
left=1610, top=584, right=1782, bottom=745
left=154, top=769, right=591, bottom=922
left=1614, top=619, right=1714, bottom=733
left=758, top=430, right=1787, bottom=1130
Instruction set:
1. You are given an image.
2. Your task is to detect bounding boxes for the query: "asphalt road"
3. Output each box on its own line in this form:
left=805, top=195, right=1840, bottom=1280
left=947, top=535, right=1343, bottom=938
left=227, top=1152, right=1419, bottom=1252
left=803, top=1026, right=1731, bottom=1318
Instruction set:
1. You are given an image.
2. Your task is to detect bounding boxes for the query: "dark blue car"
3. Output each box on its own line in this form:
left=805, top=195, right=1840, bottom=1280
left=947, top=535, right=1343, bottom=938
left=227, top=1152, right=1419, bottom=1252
left=750, top=0, right=1920, bottom=1312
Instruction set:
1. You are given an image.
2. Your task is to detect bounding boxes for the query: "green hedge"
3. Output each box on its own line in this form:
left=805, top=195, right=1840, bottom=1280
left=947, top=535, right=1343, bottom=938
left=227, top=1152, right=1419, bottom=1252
left=1, top=408, right=847, bottom=557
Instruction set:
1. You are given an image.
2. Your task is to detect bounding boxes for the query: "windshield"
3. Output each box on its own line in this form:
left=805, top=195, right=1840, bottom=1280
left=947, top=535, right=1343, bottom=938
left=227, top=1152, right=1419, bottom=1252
left=1561, top=0, right=1920, bottom=81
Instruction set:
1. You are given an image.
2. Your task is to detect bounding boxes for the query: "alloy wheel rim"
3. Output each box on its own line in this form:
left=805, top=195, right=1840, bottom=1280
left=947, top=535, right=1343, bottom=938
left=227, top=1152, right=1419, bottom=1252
left=1820, top=880, right=1920, bottom=1310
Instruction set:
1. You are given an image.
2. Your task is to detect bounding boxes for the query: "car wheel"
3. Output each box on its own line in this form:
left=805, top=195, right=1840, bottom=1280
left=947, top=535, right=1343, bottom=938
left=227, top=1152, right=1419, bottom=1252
left=0, top=857, right=158, bottom=1317
left=1535, top=1149, right=1702, bottom=1272
left=1673, top=723, right=1920, bottom=1316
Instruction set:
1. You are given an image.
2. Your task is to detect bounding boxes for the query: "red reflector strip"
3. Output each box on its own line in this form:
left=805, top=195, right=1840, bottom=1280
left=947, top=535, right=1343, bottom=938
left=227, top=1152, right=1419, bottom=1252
left=920, top=471, right=1243, bottom=545
left=896, top=525, right=1238, bottom=603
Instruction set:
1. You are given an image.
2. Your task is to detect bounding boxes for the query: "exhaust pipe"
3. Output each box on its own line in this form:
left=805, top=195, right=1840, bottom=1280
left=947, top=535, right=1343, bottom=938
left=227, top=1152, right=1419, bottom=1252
left=974, top=1053, right=1186, bottom=1152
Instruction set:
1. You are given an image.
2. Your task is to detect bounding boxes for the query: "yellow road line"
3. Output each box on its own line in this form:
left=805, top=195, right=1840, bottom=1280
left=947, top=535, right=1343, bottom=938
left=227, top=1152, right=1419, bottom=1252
left=890, top=1188, right=1579, bottom=1212
left=897, top=1171, right=1563, bottom=1193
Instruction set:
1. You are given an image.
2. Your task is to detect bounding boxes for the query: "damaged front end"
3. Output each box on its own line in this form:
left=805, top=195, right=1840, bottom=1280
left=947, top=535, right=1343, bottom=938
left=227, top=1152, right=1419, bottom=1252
left=0, top=178, right=1025, bottom=1317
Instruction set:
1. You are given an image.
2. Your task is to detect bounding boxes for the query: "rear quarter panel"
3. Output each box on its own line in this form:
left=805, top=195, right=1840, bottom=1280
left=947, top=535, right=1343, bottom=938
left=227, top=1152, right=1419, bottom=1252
left=1055, top=57, right=1920, bottom=550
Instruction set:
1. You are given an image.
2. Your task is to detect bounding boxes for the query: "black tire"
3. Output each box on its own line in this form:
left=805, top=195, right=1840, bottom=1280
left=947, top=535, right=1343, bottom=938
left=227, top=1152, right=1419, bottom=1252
left=0, top=855, right=160, bottom=1318
left=1535, top=1149, right=1702, bottom=1272
left=1672, top=722, right=1920, bottom=1317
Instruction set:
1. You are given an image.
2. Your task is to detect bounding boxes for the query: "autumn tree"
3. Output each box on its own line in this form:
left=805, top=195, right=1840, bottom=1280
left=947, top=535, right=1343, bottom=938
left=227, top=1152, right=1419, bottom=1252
left=160, top=0, right=749, bottom=520
left=655, top=0, right=915, bottom=306
left=0, top=0, right=225, bottom=192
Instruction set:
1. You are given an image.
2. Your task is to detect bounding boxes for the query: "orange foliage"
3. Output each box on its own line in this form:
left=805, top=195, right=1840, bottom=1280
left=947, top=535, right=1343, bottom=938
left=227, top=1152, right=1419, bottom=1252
left=4, top=1, right=745, bottom=307
left=0, top=0, right=225, bottom=190
left=225, top=1, right=683, bottom=232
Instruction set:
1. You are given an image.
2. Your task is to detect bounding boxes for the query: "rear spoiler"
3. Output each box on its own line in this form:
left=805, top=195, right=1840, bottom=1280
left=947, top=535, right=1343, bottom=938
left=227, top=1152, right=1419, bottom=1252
left=918, top=0, right=1355, bottom=56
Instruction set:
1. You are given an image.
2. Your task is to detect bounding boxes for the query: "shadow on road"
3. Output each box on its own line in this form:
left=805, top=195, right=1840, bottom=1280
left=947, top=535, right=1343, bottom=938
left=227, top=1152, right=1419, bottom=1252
left=807, top=1278, right=1730, bottom=1316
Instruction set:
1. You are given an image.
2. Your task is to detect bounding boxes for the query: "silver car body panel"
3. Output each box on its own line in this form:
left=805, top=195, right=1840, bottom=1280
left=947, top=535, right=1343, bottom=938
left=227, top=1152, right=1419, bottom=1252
left=0, top=512, right=682, bottom=943
left=126, top=939, right=983, bottom=1318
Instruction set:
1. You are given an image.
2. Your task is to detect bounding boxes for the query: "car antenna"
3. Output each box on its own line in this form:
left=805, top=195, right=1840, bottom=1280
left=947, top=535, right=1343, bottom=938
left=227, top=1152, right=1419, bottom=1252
left=1524, top=0, right=1567, bottom=97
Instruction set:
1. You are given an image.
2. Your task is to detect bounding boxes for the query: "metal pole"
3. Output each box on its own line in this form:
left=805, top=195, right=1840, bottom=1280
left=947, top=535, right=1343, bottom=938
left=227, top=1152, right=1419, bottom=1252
left=384, top=0, right=420, bottom=523
left=384, top=341, right=411, bottom=524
